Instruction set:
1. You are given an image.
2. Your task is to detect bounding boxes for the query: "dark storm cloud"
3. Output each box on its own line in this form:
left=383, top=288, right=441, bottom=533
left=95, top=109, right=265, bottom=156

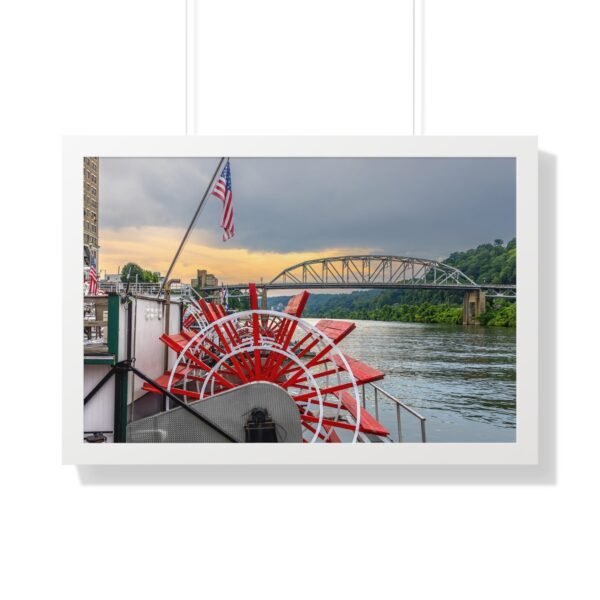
left=99, top=158, right=215, bottom=229
left=100, top=157, right=515, bottom=259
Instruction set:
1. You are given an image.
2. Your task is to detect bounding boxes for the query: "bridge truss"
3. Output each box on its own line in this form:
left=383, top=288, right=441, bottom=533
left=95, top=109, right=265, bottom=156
left=271, top=255, right=478, bottom=289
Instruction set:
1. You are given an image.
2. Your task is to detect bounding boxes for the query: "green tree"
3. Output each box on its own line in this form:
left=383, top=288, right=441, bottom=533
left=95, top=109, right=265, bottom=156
left=142, top=269, right=159, bottom=283
left=120, top=262, right=158, bottom=283
left=120, top=262, right=144, bottom=283
left=445, top=238, right=516, bottom=285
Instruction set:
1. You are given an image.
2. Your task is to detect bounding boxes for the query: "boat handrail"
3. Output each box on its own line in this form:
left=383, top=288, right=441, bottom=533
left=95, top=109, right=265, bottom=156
left=361, top=381, right=427, bottom=443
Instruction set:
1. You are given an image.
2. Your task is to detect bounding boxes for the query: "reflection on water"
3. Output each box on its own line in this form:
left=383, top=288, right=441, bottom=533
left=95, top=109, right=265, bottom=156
left=318, top=319, right=516, bottom=443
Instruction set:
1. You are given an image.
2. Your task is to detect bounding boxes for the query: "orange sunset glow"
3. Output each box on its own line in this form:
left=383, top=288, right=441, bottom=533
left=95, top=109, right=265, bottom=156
left=99, top=226, right=373, bottom=283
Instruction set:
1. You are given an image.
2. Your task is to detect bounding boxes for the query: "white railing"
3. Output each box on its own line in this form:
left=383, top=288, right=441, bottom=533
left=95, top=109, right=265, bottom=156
left=360, top=382, right=427, bottom=442
left=99, top=282, right=192, bottom=297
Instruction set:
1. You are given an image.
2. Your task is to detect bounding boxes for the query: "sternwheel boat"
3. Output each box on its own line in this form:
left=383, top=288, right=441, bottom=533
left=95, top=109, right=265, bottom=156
left=83, top=284, right=427, bottom=444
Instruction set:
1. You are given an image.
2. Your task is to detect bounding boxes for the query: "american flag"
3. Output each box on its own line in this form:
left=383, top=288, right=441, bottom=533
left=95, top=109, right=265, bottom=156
left=211, top=160, right=234, bottom=241
left=89, top=257, right=98, bottom=295
left=220, top=285, right=229, bottom=310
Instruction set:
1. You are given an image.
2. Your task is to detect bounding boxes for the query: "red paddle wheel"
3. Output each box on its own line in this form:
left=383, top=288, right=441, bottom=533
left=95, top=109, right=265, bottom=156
left=143, top=284, right=390, bottom=443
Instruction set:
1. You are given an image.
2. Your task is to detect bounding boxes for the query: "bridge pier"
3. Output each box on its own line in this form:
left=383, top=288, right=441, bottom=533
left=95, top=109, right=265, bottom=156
left=463, top=290, right=487, bottom=325
left=261, top=287, right=268, bottom=310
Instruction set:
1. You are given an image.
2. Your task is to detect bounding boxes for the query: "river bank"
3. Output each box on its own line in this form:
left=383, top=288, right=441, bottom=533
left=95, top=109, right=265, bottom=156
left=305, top=301, right=516, bottom=327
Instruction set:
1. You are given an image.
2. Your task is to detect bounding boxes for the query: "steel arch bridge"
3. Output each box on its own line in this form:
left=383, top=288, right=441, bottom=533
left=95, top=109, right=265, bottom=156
left=270, top=255, right=479, bottom=289
left=199, top=255, right=516, bottom=299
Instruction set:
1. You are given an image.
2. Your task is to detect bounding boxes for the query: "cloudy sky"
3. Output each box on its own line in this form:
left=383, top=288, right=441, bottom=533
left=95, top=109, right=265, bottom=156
left=98, top=157, right=515, bottom=283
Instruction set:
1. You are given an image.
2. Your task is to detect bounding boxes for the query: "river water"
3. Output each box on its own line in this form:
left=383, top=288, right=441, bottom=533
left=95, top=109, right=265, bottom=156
left=317, top=319, right=516, bottom=443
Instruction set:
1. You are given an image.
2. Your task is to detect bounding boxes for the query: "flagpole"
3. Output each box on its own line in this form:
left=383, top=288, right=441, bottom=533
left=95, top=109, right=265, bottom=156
left=159, top=156, right=226, bottom=296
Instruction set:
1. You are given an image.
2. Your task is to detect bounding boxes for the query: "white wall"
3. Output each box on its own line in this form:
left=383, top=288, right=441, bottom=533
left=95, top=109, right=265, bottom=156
left=2, top=2, right=598, bottom=600
left=129, top=297, right=180, bottom=401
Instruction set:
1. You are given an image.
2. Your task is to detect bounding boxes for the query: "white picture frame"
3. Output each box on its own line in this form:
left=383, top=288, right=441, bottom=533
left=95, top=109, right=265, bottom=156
left=64, top=136, right=538, bottom=465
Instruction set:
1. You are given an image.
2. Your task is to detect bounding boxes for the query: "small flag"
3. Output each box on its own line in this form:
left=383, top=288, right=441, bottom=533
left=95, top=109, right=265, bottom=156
left=89, top=257, right=98, bottom=295
left=211, top=160, right=234, bottom=241
left=219, top=285, right=229, bottom=310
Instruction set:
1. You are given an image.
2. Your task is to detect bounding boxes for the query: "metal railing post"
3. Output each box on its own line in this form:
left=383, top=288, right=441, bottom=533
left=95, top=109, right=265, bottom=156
left=368, top=382, right=427, bottom=444
left=396, top=403, right=403, bottom=443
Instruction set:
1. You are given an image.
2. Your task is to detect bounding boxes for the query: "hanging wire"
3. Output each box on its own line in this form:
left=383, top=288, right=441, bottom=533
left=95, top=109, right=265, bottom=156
left=413, top=0, right=416, bottom=135
left=185, top=0, right=197, bottom=135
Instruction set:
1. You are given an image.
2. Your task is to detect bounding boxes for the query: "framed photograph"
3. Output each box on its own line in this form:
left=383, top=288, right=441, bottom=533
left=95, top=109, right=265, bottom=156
left=63, top=136, right=538, bottom=464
